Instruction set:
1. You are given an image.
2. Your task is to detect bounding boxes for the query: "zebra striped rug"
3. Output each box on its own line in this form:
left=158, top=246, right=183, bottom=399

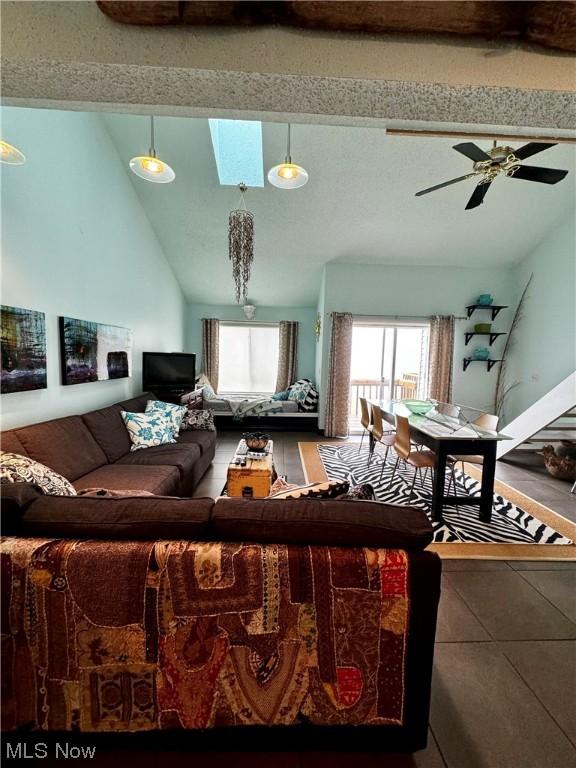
left=316, top=444, right=572, bottom=545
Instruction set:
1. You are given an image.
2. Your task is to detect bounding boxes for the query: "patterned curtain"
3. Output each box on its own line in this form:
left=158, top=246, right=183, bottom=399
left=275, top=321, right=299, bottom=392
left=428, top=315, right=455, bottom=403
left=325, top=312, right=353, bottom=438
left=201, top=318, right=220, bottom=392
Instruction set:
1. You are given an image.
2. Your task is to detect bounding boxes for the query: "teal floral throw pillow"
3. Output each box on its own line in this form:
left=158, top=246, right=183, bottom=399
left=145, top=399, right=187, bottom=436
left=121, top=410, right=177, bottom=451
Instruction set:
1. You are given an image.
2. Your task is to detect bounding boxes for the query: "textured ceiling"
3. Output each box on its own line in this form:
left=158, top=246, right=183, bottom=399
left=103, top=114, right=576, bottom=306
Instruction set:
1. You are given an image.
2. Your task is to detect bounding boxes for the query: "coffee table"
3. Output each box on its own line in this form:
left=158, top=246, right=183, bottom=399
left=226, top=439, right=275, bottom=498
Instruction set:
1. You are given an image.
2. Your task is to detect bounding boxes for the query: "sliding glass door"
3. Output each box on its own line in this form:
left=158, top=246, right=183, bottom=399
left=349, top=320, right=430, bottom=425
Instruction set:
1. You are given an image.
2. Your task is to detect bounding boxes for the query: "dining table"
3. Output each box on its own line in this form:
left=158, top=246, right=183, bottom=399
left=368, top=399, right=513, bottom=523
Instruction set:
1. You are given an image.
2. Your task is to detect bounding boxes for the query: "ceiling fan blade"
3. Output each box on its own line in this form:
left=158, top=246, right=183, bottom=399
left=415, top=173, right=477, bottom=197
left=513, top=142, right=556, bottom=160
left=510, top=165, right=568, bottom=184
left=465, top=181, right=492, bottom=210
left=453, top=143, right=490, bottom=163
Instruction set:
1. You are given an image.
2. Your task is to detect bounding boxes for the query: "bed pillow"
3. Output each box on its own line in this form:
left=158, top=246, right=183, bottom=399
left=288, top=378, right=319, bottom=412
left=271, top=389, right=291, bottom=401
left=181, top=409, right=216, bottom=432
left=267, top=480, right=349, bottom=500
left=145, top=399, right=187, bottom=436
left=121, top=410, right=177, bottom=451
left=0, top=451, right=77, bottom=496
left=196, top=373, right=217, bottom=400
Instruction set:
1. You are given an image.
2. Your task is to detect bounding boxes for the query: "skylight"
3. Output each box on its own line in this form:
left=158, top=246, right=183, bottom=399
left=208, top=119, right=264, bottom=187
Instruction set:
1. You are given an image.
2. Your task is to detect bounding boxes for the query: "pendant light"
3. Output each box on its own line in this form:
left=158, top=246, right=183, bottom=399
left=267, top=124, right=309, bottom=189
left=129, top=116, right=175, bottom=183
left=0, top=140, right=26, bottom=165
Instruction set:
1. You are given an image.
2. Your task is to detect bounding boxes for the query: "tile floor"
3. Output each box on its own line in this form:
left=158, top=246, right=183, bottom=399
left=189, top=431, right=576, bottom=767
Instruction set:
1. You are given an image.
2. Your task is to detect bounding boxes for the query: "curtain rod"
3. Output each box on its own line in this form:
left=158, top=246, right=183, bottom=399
left=350, top=313, right=468, bottom=321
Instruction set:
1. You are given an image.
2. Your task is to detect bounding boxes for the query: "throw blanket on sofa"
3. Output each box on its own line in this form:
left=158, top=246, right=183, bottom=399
left=220, top=396, right=283, bottom=421
left=1, top=538, right=409, bottom=731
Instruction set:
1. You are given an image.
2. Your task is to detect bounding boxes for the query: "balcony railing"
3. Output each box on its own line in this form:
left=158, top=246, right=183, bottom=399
left=349, top=375, right=422, bottom=418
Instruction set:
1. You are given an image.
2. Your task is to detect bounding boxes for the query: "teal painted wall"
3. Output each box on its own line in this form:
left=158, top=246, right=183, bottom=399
left=317, top=263, right=514, bottom=428
left=186, top=303, right=317, bottom=384
left=503, top=214, right=576, bottom=423
left=1, top=107, right=185, bottom=430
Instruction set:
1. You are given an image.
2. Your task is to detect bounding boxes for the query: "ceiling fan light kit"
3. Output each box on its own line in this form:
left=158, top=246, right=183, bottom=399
left=415, top=141, right=569, bottom=210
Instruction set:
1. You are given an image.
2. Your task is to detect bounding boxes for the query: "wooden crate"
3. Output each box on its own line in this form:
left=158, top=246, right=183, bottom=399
left=227, top=451, right=274, bottom=498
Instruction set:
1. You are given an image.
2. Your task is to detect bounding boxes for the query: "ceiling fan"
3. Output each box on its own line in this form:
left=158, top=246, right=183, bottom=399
left=415, top=141, right=569, bottom=210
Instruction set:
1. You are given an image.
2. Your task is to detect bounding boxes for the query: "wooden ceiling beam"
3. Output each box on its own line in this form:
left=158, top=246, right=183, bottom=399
left=96, top=1, right=576, bottom=52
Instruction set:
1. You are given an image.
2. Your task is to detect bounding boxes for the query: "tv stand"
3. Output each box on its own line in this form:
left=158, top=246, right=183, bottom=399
left=147, top=386, right=195, bottom=405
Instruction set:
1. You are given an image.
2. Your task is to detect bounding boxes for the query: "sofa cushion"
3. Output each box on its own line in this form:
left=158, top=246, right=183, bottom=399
left=121, top=410, right=177, bottom=452
left=1, top=451, right=78, bottom=496
left=82, top=404, right=132, bottom=463
left=115, top=443, right=201, bottom=479
left=73, top=464, right=179, bottom=496
left=176, top=429, right=216, bottom=455
left=211, top=498, right=433, bottom=549
left=118, top=392, right=156, bottom=414
left=267, top=480, right=350, bottom=500
left=13, top=416, right=107, bottom=481
left=20, top=495, right=214, bottom=539
left=181, top=409, right=216, bottom=432
left=1, top=431, right=29, bottom=456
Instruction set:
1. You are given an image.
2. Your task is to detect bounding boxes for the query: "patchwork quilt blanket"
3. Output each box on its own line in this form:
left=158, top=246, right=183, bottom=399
left=1, top=538, right=410, bottom=732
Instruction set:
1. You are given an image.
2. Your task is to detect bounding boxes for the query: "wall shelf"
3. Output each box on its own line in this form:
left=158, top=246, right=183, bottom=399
left=466, top=304, right=508, bottom=320
left=463, top=358, right=503, bottom=372
left=464, top=332, right=507, bottom=346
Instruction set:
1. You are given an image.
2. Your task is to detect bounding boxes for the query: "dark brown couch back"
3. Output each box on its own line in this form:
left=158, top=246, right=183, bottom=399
left=81, top=392, right=157, bottom=462
left=4, top=416, right=108, bottom=482
left=2, top=392, right=158, bottom=478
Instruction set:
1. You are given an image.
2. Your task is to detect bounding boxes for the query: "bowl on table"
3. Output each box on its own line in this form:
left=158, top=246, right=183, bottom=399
left=243, top=432, right=270, bottom=451
left=402, top=399, right=434, bottom=416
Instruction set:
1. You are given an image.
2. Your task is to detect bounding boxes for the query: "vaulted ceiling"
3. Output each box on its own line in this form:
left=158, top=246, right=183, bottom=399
left=103, top=114, right=575, bottom=307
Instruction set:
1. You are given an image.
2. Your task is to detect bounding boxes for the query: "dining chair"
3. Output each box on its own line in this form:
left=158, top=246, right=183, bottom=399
left=391, top=415, right=460, bottom=509
left=370, top=404, right=396, bottom=470
left=358, top=397, right=373, bottom=454
left=450, top=412, right=499, bottom=475
left=388, top=415, right=436, bottom=502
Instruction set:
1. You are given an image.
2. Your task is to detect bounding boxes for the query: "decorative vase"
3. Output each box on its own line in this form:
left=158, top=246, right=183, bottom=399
left=474, top=323, right=492, bottom=333
left=473, top=347, right=490, bottom=360
left=477, top=294, right=494, bottom=306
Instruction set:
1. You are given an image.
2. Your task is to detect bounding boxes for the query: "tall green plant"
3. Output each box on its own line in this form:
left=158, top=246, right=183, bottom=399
left=494, top=273, right=534, bottom=419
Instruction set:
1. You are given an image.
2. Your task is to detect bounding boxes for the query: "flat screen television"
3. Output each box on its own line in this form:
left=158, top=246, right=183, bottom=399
left=142, top=352, right=196, bottom=390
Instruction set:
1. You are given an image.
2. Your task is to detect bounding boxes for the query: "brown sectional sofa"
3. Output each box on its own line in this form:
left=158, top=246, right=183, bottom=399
left=1, top=491, right=441, bottom=752
left=1, top=392, right=216, bottom=496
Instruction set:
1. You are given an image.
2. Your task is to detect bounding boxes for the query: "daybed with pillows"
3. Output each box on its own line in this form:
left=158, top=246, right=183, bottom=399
left=0, top=392, right=216, bottom=497
left=0, top=484, right=441, bottom=752
left=197, top=376, right=320, bottom=431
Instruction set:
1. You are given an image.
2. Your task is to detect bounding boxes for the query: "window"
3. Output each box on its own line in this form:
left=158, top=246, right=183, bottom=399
left=218, top=323, right=279, bottom=394
left=349, top=320, right=430, bottom=422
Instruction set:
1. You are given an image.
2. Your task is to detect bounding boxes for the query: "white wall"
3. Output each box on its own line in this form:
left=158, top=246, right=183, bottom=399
left=502, top=214, right=576, bottom=424
left=1, top=107, right=185, bottom=429
left=317, top=263, right=514, bottom=428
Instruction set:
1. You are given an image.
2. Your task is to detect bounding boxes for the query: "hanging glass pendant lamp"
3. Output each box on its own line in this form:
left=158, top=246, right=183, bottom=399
left=0, top=140, right=26, bottom=165
left=129, top=116, right=175, bottom=183
left=267, top=124, right=309, bottom=189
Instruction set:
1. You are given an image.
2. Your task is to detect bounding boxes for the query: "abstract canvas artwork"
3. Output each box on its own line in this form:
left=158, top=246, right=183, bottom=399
left=1, top=305, right=47, bottom=394
left=59, top=316, right=132, bottom=385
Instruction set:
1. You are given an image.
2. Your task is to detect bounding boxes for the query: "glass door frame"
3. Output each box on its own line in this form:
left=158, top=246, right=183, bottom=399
left=352, top=316, right=431, bottom=402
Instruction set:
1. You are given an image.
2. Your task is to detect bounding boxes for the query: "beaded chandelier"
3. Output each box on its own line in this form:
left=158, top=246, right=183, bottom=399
left=228, top=183, right=254, bottom=304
